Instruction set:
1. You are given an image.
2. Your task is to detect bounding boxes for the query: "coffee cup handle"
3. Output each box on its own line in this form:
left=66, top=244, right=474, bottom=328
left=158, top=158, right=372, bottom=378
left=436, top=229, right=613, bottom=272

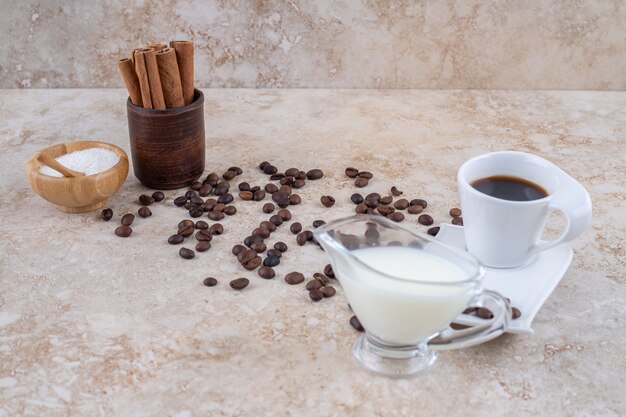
left=528, top=170, right=592, bottom=258
left=427, top=290, right=511, bottom=350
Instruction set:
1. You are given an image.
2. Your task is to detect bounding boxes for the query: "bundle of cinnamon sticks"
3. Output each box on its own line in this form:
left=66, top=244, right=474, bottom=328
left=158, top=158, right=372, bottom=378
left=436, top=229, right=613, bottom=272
left=117, top=41, right=194, bottom=109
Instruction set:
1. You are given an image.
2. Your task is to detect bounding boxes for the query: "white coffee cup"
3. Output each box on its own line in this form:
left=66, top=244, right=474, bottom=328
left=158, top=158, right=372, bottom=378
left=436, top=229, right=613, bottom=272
left=457, top=151, right=592, bottom=268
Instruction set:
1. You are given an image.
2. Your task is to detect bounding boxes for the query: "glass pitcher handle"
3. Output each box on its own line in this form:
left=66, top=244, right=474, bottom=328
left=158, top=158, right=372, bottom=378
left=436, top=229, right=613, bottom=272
left=428, top=290, right=511, bottom=350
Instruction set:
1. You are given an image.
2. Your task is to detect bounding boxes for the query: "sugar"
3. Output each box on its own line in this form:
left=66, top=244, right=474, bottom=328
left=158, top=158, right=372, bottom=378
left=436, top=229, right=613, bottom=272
left=39, top=147, right=120, bottom=177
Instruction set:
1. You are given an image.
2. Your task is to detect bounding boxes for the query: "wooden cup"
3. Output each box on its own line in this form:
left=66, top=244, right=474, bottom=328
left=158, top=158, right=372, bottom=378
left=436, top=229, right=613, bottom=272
left=127, top=89, right=205, bottom=189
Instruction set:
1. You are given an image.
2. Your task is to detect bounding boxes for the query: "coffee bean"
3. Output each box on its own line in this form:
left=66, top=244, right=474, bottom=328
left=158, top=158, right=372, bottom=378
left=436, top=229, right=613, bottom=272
left=377, top=205, right=395, bottom=216
left=306, top=169, right=324, bottom=180
left=264, top=183, right=278, bottom=194
left=417, top=214, right=434, bottom=226
left=203, top=199, right=217, bottom=211
left=451, top=217, right=464, bottom=226
left=364, top=193, right=380, bottom=208
left=427, top=226, right=440, bottom=236
left=168, top=234, right=184, bottom=244
left=196, top=230, right=213, bottom=242
left=179, top=247, right=195, bottom=259
left=476, top=308, right=494, bottom=319
left=312, top=220, right=326, bottom=228
left=208, top=211, right=225, bottom=221
left=253, top=227, right=271, bottom=239
left=313, top=272, right=330, bottom=286
left=185, top=190, right=196, bottom=199
left=210, top=223, right=224, bottom=235
left=306, top=280, right=322, bottom=291
left=296, top=232, right=309, bottom=246
left=239, top=191, right=253, bottom=200
left=355, top=203, right=368, bottom=213
left=183, top=201, right=193, bottom=210
left=391, top=186, right=403, bottom=196
left=190, top=196, right=204, bottom=205
left=263, top=164, right=278, bottom=175
left=213, top=203, right=226, bottom=212
left=394, top=199, right=409, bottom=210
left=260, top=220, right=277, bottom=232
left=293, top=179, right=306, bottom=189
left=279, top=185, right=292, bottom=195
left=379, top=195, right=393, bottom=205
left=253, top=190, right=266, bottom=201
left=320, top=195, right=335, bottom=207
left=229, top=166, right=243, bottom=176
left=243, top=256, right=262, bottom=270
left=269, top=173, right=285, bottom=181
left=218, top=193, right=234, bottom=204
left=121, top=213, right=135, bottom=226
left=195, top=220, right=209, bottom=230
left=115, top=225, right=132, bottom=237
left=101, top=208, right=113, bottom=221
left=290, top=222, right=302, bottom=234
left=250, top=242, right=267, bottom=253
left=214, top=181, right=230, bottom=196
left=258, top=266, right=275, bottom=279
left=179, top=219, right=194, bottom=228
left=512, top=307, right=522, bottom=319
left=232, top=244, right=245, bottom=255
left=259, top=161, right=270, bottom=170
left=263, top=203, right=275, bottom=213
left=407, top=205, right=423, bottom=215
left=345, top=167, right=359, bottom=178
left=224, top=205, right=237, bottom=216
left=267, top=249, right=282, bottom=258
left=237, top=248, right=257, bottom=264
left=139, top=194, right=155, bottom=206
left=285, top=272, right=305, bottom=285
left=203, top=277, right=218, bottom=287
left=285, top=167, right=300, bottom=177
left=269, top=215, right=283, bottom=226
left=280, top=176, right=294, bottom=186
left=198, top=184, right=212, bottom=197
left=289, top=194, right=301, bottom=205
left=178, top=224, right=194, bottom=237
left=324, top=264, right=335, bottom=278
left=138, top=206, right=152, bottom=218
left=205, top=172, right=220, bottom=186
left=349, top=315, right=364, bottom=331
left=354, top=178, right=368, bottom=188
left=272, top=191, right=289, bottom=208
left=351, top=193, right=364, bottom=204
left=244, top=235, right=264, bottom=247
left=277, top=209, right=292, bottom=221
left=264, top=256, right=280, bottom=267
left=152, top=191, right=165, bottom=202
left=274, top=242, right=288, bottom=252
left=450, top=207, right=462, bottom=217
left=237, top=183, right=250, bottom=193
left=190, top=181, right=203, bottom=191
left=295, top=171, right=307, bottom=180
left=230, top=278, right=249, bottom=290
left=387, top=212, right=405, bottom=222
left=321, top=286, right=336, bottom=298
left=410, top=199, right=428, bottom=209
left=196, top=241, right=211, bottom=252
left=309, top=289, right=324, bottom=302
left=223, top=170, right=237, bottom=181
left=357, top=171, right=373, bottom=179
left=189, top=207, right=204, bottom=218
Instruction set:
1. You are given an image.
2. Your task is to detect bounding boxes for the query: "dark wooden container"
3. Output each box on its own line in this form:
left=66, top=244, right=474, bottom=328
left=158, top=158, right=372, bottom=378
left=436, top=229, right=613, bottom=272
left=127, top=89, right=205, bottom=189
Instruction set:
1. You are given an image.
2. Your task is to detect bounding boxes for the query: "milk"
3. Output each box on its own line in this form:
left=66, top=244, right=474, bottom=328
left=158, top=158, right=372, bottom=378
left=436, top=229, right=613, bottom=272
left=335, top=246, right=477, bottom=345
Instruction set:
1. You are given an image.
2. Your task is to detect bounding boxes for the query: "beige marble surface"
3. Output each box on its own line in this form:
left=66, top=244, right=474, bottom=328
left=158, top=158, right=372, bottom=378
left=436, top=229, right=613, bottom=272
left=1, top=1, right=625, bottom=89
left=0, top=88, right=625, bottom=416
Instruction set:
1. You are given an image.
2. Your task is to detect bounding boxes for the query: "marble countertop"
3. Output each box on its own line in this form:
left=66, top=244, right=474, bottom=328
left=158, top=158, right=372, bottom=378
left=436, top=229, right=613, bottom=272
left=0, top=89, right=624, bottom=416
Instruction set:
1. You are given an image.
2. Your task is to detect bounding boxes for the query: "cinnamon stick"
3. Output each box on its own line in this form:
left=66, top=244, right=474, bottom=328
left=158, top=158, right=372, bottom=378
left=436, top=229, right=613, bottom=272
left=170, top=40, right=194, bottom=105
left=116, top=58, right=142, bottom=106
left=137, top=48, right=166, bottom=110
left=133, top=49, right=153, bottom=109
left=155, top=47, right=185, bottom=109
left=147, top=43, right=167, bottom=52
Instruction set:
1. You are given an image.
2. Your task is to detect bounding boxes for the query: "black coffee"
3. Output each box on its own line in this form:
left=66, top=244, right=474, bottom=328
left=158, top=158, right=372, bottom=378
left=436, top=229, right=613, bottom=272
left=471, top=175, right=548, bottom=201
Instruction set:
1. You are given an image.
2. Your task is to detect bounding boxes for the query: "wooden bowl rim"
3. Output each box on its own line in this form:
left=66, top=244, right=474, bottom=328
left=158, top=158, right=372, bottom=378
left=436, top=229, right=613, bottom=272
left=126, top=88, right=204, bottom=116
left=27, top=140, right=129, bottom=181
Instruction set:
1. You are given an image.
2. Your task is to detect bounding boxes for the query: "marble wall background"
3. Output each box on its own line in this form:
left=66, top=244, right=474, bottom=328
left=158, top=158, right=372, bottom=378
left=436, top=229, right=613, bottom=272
left=0, top=0, right=624, bottom=90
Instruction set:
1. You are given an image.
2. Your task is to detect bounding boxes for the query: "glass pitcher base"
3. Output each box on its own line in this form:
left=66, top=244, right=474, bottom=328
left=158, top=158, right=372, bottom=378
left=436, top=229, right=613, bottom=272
left=353, top=334, right=438, bottom=378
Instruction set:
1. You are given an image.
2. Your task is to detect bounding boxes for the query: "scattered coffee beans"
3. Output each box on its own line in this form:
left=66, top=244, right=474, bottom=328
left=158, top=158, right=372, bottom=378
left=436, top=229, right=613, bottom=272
left=410, top=199, right=428, bottom=209
left=449, top=207, right=462, bottom=217
left=210, top=223, right=224, bottom=235
left=232, top=244, right=245, bottom=255
left=451, top=217, right=464, bottom=226
left=258, top=266, right=275, bottom=279
left=418, top=214, right=434, bottom=226
left=290, top=222, right=302, bottom=234
left=407, top=205, right=423, bottom=215
left=306, top=169, right=324, bottom=180
left=289, top=194, right=301, bottom=205
left=208, top=211, right=225, bottom=221
left=260, top=220, right=277, bottom=232
left=168, top=234, right=184, bottom=244
left=115, top=225, right=132, bottom=237
left=239, top=191, right=253, bottom=201
left=345, top=167, right=359, bottom=177
left=285, top=272, right=305, bottom=285
left=264, top=256, right=280, bottom=267
left=179, top=247, right=195, bottom=259
left=320, top=195, right=335, bottom=207
left=321, top=286, right=336, bottom=298
left=152, top=191, right=165, bottom=202
left=274, top=242, right=288, bottom=252
left=277, top=209, right=292, bottom=221
left=324, top=264, right=335, bottom=278
left=309, top=289, right=324, bottom=302
left=174, top=196, right=187, bottom=207
left=387, top=212, right=405, bottom=222
left=512, top=307, right=522, bottom=319
left=379, top=195, right=393, bottom=205
left=138, top=206, right=152, bottom=218
left=196, top=241, right=211, bottom=252
left=394, top=199, right=409, bottom=210
left=121, top=213, right=135, bottom=226
left=196, top=230, right=213, bottom=242
left=306, top=280, right=322, bottom=291
left=358, top=171, right=373, bottom=179
left=354, top=177, right=368, bottom=188
left=263, top=203, right=275, bottom=213
left=350, top=193, right=364, bottom=204
left=391, top=186, right=403, bottom=196
left=203, top=277, right=218, bottom=287
left=312, top=220, right=326, bottom=228
left=230, top=277, right=250, bottom=290
left=139, top=194, right=155, bottom=206
left=101, top=208, right=113, bottom=221
left=313, top=272, right=330, bottom=286
left=267, top=248, right=282, bottom=258
left=427, top=226, right=440, bottom=236
left=349, top=315, right=364, bottom=331
left=195, top=220, right=209, bottom=230
left=250, top=242, right=267, bottom=253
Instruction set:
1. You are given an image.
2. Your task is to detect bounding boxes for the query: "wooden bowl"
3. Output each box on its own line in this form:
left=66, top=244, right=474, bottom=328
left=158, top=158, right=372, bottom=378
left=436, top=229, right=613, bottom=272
left=25, top=140, right=129, bottom=213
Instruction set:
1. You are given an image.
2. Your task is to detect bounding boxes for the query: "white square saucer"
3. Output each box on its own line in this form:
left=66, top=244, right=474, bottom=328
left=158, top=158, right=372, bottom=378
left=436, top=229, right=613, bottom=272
left=434, top=224, right=573, bottom=335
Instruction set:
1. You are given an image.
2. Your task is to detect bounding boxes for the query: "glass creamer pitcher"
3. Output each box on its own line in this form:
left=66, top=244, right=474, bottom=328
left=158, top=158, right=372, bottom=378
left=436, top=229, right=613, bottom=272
left=314, top=215, right=511, bottom=377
